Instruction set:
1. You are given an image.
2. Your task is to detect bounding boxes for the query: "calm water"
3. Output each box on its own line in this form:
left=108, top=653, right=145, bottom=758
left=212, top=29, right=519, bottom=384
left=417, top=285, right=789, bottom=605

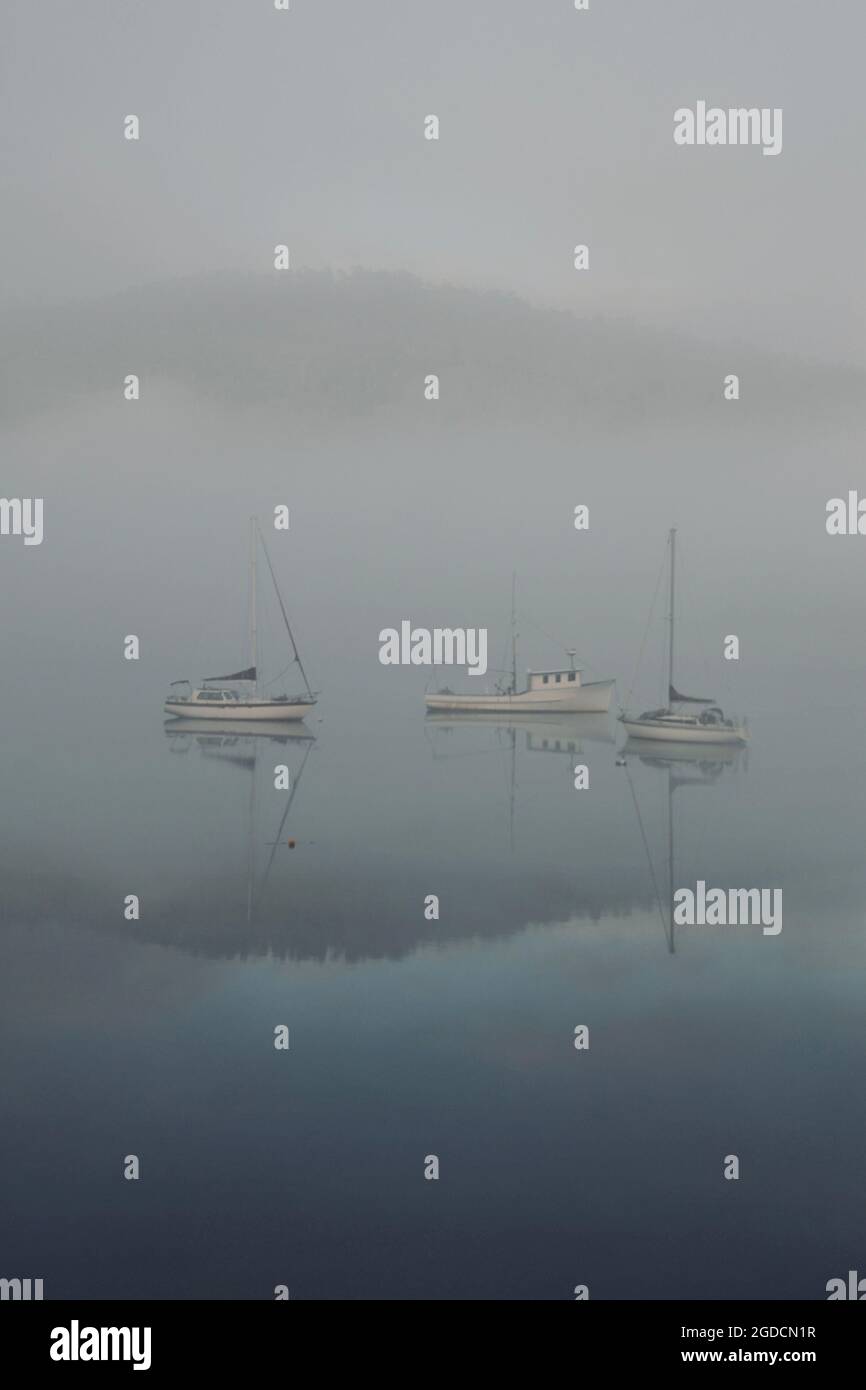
left=4, top=0, right=866, bottom=1305
left=2, top=678, right=865, bottom=1300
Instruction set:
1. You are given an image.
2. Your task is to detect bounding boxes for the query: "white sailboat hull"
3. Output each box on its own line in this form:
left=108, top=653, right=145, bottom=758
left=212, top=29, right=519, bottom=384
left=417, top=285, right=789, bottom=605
left=425, top=679, right=614, bottom=715
left=164, top=699, right=315, bottom=722
left=619, top=716, right=747, bottom=745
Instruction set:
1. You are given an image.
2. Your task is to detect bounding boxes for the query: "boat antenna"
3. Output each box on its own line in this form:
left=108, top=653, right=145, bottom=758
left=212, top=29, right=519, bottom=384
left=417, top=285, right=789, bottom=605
left=256, top=521, right=316, bottom=699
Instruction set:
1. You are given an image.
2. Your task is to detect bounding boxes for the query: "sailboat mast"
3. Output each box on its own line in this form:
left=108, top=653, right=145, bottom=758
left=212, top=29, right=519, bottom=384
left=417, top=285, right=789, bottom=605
left=511, top=572, right=518, bottom=695
left=250, top=516, right=259, bottom=696
left=668, top=526, right=676, bottom=702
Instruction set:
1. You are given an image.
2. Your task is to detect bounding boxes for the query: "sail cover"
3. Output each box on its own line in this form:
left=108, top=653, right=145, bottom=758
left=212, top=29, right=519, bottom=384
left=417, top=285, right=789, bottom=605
left=669, top=683, right=713, bottom=704
left=205, top=666, right=256, bottom=682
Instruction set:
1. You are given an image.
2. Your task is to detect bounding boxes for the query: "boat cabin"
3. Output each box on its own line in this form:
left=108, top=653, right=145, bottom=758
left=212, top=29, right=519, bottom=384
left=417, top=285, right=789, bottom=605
left=526, top=668, right=583, bottom=691
left=635, top=704, right=736, bottom=730
left=188, top=688, right=241, bottom=705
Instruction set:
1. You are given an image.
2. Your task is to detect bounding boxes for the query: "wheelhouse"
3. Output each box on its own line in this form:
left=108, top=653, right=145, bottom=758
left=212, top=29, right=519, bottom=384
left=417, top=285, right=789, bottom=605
left=527, top=668, right=583, bottom=690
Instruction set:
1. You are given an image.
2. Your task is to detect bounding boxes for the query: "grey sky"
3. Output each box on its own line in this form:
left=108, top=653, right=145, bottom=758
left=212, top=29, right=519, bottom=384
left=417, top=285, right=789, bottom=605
left=3, top=0, right=864, bottom=363
left=2, top=0, right=865, bottom=732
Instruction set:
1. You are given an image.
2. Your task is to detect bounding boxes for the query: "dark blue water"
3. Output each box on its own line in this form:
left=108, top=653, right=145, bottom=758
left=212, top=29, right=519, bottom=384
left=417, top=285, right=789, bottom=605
left=2, top=682, right=864, bottom=1300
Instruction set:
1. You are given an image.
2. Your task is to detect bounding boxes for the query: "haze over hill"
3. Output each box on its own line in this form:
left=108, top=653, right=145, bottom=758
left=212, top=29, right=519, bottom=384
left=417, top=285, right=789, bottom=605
left=2, top=270, right=862, bottom=430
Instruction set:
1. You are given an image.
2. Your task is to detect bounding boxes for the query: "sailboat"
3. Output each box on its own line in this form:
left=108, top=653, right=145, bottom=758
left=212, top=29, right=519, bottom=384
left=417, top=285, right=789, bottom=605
left=619, top=528, right=747, bottom=745
left=164, top=518, right=317, bottom=723
left=425, top=576, right=615, bottom=715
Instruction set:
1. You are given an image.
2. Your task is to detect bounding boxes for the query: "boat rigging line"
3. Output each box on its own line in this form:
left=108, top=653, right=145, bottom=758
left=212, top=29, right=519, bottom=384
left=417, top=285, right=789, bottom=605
left=256, top=520, right=316, bottom=700
left=517, top=608, right=600, bottom=678
left=256, top=738, right=316, bottom=913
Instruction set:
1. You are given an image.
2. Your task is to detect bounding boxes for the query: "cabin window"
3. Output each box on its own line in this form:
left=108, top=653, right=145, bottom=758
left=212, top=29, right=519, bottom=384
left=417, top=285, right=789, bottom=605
left=555, top=674, right=561, bottom=683
left=568, top=672, right=576, bottom=682
left=542, top=675, right=548, bottom=684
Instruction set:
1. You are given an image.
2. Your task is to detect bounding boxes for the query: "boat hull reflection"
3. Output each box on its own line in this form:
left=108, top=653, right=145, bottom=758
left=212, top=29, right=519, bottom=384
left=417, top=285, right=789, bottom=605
left=164, top=718, right=315, bottom=742
left=426, top=710, right=614, bottom=750
left=622, top=737, right=743, bottom=770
